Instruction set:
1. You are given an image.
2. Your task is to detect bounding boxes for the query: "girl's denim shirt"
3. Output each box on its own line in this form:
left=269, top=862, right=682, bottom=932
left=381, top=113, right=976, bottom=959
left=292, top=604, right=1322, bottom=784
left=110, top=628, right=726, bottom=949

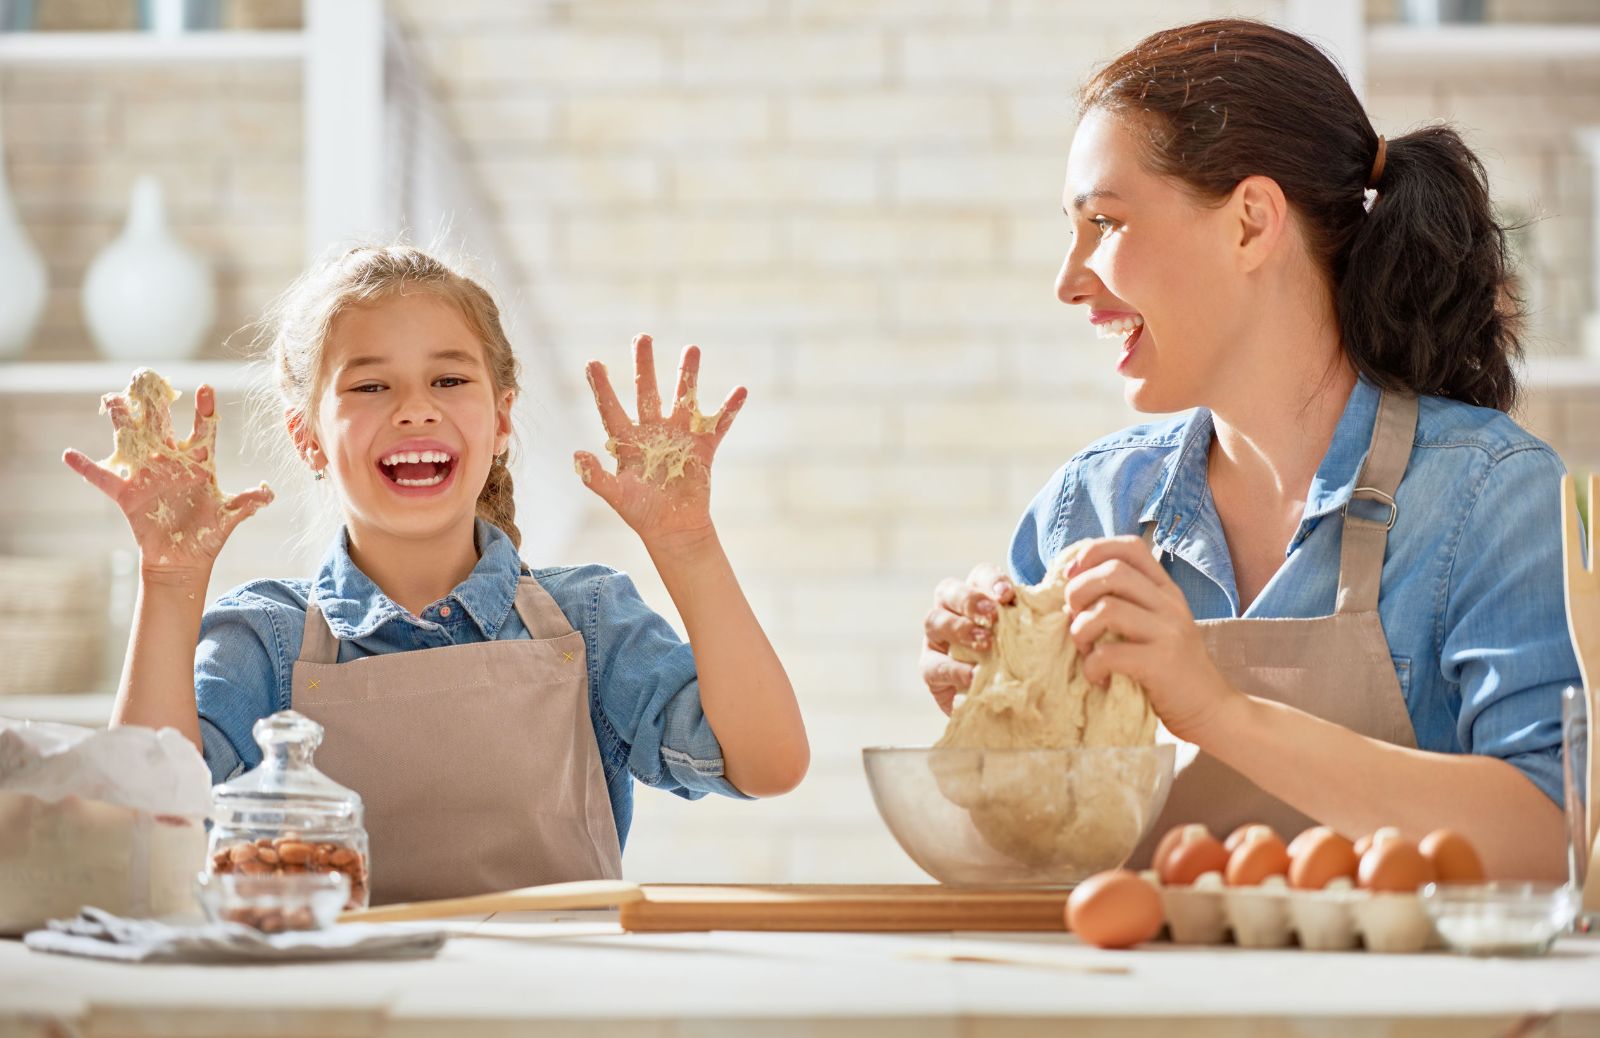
left=1010, top=375, right=1578, bottom=806
left=194, top=519, right=747, bottom=849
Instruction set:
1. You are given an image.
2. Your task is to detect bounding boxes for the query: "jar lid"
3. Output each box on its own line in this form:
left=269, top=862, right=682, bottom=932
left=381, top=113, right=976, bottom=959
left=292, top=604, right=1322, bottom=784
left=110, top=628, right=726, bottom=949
left=211, top=710, right=364, bottom=834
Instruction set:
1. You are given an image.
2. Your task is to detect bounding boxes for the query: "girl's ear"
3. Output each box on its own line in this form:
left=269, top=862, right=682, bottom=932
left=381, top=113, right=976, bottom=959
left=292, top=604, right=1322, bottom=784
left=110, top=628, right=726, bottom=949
left=493, top=388, right=515, bottom=455
left=285, top=407, right=322, bottom=464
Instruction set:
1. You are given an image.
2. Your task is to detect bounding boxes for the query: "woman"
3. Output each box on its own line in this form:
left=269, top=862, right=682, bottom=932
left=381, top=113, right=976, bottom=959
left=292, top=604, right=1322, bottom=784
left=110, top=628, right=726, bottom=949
left=920, top=19, right=1576, bottom=879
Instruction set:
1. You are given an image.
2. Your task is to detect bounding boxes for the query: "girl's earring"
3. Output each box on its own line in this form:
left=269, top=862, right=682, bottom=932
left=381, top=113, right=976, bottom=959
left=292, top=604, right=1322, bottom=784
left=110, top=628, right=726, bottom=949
left=312, top=468, right=326, bottom=481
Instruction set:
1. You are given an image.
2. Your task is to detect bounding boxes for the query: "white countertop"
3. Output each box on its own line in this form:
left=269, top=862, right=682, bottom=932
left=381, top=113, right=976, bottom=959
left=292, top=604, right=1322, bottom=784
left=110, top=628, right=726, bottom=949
left=5, top=909, right=1599, bottom=1037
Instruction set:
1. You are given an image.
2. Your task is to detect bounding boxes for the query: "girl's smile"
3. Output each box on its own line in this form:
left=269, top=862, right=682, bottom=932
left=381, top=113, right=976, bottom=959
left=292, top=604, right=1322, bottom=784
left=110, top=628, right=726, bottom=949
left=375, top=437, right=461, bottom=495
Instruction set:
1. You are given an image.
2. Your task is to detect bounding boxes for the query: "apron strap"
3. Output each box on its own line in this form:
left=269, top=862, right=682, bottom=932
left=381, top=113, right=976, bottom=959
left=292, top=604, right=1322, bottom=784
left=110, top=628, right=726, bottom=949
left=511, top=574, right=579, bottom=640
left=298, top=603, right=341, bottom=665
left=1335, top=389, right=1419, bottom=616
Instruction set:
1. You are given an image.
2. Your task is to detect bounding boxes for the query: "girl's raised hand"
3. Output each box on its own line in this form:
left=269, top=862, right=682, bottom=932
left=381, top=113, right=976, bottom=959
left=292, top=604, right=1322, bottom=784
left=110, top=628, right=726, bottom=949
left=575, top=334, right=746, bottom=549
left=62, top=378, right=274, bottom=575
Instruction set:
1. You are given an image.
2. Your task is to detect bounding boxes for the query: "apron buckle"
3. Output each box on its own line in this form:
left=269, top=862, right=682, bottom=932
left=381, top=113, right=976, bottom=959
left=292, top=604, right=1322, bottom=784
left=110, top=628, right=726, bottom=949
left=1345, top=486, right=1397, bottom=531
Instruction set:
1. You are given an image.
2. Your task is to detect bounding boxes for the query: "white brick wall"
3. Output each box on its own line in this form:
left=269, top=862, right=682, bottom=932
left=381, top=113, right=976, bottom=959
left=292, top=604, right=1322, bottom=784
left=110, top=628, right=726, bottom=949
left=3, top=0, right=1599, bottom=886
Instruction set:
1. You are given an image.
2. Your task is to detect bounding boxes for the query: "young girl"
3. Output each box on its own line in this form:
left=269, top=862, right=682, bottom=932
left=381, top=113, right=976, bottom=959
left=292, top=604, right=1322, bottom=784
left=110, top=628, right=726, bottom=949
left=64, top=245, right=809, bottom=904
left=921, top=19, right=1575, bottom=878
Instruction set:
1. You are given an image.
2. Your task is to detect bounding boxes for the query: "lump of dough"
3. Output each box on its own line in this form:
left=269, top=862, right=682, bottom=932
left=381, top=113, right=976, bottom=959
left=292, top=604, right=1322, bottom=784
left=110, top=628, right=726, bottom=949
left=102, top=368, right=183, bottom=478
left=929, top=540, right=1160, bottom=872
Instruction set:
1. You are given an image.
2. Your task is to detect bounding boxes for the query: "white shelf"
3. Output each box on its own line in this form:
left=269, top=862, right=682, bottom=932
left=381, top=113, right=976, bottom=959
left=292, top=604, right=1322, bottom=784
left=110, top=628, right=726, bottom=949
left=1368, top=24, right=1600, bottom=64
left=0, top=30, right=304, bottom=65
left=0, top=692, right=114, bottom=728
left=0, top=360, right=255, bottom=395
left=1524, top=356, right=1600, bottom=389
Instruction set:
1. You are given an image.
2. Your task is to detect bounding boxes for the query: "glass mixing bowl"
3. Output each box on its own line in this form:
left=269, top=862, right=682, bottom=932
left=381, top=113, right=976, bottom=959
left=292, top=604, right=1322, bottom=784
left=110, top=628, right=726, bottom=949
left=862, top=744, right=1175, bottom=886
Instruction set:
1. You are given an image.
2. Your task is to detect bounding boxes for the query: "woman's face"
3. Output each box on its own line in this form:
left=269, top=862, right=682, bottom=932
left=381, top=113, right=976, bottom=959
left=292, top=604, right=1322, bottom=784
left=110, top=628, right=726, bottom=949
left=310, top=292, right=513, bottom=544
left=1057, top=108, right=1253, bottom=414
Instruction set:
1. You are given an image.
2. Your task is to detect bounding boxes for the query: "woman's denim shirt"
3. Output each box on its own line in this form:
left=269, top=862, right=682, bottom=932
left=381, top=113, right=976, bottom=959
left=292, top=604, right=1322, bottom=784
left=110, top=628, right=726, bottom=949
left=194, top=519, right=746, bottom=849
left=1010, top=376, right=1577, bottom=806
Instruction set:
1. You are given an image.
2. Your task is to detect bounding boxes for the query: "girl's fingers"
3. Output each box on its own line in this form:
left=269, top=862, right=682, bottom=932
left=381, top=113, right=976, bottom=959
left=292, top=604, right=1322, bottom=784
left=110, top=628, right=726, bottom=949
left=1064, top=558, right=1169, bottom=617
left=101, top=393, right=133, bottom=434
left=585, top=361, right=632, bottom=440
left=633, top=334, right=662, bottom=424
left=62, top=448, right=124, bottom=499
left=710, top=385, right=747, bottom=447
left=187, top=384, right=218, bottom=459
left=226, top=483, right=275, bottom=516
left=672, top=344, right=701, bottom=418
left=573, top=451, right=622, bottom=508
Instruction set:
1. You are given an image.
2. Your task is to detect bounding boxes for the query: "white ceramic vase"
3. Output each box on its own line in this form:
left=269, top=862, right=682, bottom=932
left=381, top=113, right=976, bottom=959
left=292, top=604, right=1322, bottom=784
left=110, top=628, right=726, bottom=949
left=82, top=176, right=215, bottom=362
left=0, top=101, right=49, bottom=359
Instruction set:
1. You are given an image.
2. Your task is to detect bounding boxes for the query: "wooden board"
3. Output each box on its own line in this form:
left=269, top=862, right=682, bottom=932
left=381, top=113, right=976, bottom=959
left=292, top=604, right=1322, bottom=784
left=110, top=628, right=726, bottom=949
left=618, top=884, right=1069, bottom=933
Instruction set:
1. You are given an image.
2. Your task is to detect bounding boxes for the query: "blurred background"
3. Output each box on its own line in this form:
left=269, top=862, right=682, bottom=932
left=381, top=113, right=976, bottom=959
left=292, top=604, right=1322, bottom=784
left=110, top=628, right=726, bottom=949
left=1, top=0, right=1597, bottom=883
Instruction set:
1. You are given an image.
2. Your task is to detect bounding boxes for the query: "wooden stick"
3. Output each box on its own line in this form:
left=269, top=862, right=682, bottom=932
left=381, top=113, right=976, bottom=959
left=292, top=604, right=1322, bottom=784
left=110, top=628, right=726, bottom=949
left=339, top=880, right=644, bottom=924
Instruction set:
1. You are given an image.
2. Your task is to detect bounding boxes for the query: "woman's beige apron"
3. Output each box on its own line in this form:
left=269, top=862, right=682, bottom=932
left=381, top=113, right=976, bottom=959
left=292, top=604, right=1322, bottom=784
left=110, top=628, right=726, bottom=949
left=1129, top=389, right=1422, bottom=867
left=291, top=575, right=623, bottom=904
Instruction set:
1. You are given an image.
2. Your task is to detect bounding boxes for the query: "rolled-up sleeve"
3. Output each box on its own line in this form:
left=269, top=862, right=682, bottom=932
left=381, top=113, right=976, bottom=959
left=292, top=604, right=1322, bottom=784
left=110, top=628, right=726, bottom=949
left=1441, top=446, right=1578, bottom=805
left=586, top=570, right=749, bottom=801
left=194, top=590, right=289, bottom=786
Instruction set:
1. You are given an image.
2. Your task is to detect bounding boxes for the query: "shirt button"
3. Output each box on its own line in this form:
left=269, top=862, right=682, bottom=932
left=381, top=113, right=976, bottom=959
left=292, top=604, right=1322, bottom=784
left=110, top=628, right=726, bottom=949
left=439, top=605, right=452, bottom=618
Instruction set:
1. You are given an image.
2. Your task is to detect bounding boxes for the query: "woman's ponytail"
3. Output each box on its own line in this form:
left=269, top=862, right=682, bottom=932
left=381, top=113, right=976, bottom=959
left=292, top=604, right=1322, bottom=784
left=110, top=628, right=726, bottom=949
left=1338, top=126, right=1524, bottom=411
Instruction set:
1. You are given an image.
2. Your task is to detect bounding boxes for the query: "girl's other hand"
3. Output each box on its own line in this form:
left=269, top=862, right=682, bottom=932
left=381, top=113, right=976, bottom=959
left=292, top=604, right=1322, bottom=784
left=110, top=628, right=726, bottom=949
left=62, top=382, right=274, bottom=576
left=920, top=563, right=1015, bottom=715
left=1062, top=535, right=1239, bottom=741
left=575, top=334, right=746, bottom=551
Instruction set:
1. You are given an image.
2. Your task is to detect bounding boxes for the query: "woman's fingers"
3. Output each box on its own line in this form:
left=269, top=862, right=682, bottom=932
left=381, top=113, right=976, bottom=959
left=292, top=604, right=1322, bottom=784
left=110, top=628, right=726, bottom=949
left=1064, top=557, right=1170, bottom=617
left=927, top=579, right=995, bottom=652
left=585, top=360, right=633, bottom=441
left=1068, top=595, right=1155, bottom=655
left=671, top=344, right=700, bottom=418
left=1068, top=535, right=1173, bottom=591
left=633, top=334, right=662, bottom=424
left=62, top=448, right=124, bottom=499
left=920, top=644, right=973, bottom=716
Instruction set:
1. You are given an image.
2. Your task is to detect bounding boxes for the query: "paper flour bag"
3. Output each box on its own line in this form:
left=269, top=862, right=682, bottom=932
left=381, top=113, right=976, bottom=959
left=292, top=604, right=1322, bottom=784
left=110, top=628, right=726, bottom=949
left=0, top=718, right=210, bottom=934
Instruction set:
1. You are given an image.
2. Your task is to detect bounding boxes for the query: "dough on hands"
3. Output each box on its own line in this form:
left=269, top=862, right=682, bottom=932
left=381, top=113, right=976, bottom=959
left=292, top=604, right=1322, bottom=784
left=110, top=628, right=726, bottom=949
left=930, top=540, right=1159, bottom=870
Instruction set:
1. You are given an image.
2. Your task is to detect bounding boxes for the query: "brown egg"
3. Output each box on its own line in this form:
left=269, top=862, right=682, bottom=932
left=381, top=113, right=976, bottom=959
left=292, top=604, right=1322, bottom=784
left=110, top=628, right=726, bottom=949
left=1151, top=824, right=1193, bottom=877
left=1287, top=828, right=1359, bottom=890
left=1067, top=870, right=1165, bottom=950
left=1358, top=837, right=1436, bottom=893
left=1224, top=824, right=1258, bottom=854
left=1159, top=826, right=1229, bottom=886
left=1419, top=829, right=1484, bottom=884
left=1354, top=826, right=1401, bottom=859
left=1225, top=826, right=1290, bottom=886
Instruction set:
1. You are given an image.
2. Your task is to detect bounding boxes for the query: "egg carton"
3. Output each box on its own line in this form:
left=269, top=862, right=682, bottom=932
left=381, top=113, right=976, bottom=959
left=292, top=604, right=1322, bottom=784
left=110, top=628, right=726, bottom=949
left=1146, top=872, right=1440, bottom=953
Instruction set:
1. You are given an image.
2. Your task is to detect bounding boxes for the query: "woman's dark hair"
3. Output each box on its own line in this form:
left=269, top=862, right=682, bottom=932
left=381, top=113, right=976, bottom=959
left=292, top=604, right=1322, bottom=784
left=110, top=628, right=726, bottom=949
left=1080, top=19, right=1523, bottom=412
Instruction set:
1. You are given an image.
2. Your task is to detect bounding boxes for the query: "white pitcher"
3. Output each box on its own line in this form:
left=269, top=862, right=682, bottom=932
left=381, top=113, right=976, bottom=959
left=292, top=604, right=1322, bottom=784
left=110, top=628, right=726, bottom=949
left=82, top=175, right=215, bottom=362
left=0, top=98, right=49, bottom=359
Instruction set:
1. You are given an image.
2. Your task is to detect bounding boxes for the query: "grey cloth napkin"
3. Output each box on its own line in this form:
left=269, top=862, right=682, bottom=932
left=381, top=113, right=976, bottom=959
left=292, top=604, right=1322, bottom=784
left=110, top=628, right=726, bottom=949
left=24, top=906, right=447, bottom=963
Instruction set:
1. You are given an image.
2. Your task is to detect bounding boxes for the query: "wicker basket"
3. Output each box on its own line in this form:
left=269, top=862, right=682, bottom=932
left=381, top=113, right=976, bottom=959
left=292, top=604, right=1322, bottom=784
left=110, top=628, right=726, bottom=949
left=0, top=556, right=110, bottom=696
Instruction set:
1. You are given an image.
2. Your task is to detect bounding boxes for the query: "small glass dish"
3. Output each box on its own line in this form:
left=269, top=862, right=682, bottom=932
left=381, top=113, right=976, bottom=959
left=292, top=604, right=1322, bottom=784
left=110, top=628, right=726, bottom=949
left=1419, top=882, right=1579, bottom=957
left=194, top=870, right=350, bottom=934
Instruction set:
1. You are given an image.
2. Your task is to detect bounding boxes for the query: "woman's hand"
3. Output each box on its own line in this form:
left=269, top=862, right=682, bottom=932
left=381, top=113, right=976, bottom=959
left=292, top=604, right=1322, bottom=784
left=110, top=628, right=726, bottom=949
left=575, top=334, right=746, bottom=551
left=920, top=563, right=1016, bottom=715
left=1063, top=535, right=1241, bottom=741
left=62, top=383, right=274, bottom=576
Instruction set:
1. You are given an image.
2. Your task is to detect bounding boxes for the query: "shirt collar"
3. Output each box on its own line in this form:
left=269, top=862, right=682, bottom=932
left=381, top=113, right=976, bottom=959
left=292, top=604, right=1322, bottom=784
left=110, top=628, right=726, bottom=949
left=1138, top=373, right=1381, bottom=544
left=311, top=519, right=523, bottom=640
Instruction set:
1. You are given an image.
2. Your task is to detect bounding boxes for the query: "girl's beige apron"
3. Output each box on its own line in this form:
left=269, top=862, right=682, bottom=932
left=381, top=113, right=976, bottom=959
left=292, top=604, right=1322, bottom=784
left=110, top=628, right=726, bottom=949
left=1130, top=389, right=1421, bottom=867
left=291, top=575, right=623, bottom=904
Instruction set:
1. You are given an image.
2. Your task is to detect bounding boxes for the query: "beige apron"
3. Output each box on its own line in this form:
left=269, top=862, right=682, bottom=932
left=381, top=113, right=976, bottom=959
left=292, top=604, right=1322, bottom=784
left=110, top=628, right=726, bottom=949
left=291, top=574, right=623, bottom=904
left=1129, top=388, right=1421, bottom=867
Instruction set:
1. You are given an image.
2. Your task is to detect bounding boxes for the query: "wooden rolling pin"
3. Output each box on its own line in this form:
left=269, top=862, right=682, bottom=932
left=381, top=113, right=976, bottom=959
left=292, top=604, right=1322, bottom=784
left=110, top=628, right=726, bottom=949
left=338, top=879, right=644, bottom=924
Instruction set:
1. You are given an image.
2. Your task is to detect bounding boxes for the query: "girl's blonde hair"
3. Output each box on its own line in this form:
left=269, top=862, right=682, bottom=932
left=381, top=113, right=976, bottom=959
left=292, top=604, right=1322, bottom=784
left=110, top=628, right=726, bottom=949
left=259, top=243, right=524, bottom=549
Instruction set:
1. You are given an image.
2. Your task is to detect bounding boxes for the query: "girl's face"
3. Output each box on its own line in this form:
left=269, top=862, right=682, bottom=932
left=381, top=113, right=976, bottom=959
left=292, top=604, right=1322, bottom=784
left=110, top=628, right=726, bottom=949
left=1056, top=108, right=1254, bottom=414
left=309, top=292, right=513, bottom=543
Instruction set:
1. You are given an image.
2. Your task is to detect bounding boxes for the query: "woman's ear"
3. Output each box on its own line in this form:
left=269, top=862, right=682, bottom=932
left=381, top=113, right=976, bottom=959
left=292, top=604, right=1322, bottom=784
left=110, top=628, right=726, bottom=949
left=1230, top=174, right=1289, bottom=274
left=493, top=388, right=515, bottom=456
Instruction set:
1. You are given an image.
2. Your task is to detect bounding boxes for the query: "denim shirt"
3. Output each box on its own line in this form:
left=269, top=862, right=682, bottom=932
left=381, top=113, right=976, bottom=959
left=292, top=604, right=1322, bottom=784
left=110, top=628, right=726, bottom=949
left=1010, top=375, right=1577, bottom=806
left=194, top=519, right=747, bottom=850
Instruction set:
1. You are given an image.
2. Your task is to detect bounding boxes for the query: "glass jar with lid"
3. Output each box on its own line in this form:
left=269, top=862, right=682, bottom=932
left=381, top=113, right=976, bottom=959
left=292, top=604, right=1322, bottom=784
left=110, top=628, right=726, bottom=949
left=206, top=710, right=370, bottom=909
